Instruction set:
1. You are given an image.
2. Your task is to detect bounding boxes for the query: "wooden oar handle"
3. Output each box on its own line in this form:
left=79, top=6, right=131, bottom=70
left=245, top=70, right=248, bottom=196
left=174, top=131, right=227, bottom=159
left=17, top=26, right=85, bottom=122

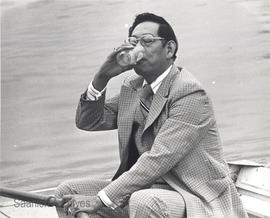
left=0, top=187, right=90, bottom=217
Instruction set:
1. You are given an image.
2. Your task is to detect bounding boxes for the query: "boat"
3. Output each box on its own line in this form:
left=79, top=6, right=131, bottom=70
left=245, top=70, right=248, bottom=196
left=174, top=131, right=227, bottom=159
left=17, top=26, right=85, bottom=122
left=228, top=160, right=270, bottom=218
left=0, top=160, right=269, bottom=218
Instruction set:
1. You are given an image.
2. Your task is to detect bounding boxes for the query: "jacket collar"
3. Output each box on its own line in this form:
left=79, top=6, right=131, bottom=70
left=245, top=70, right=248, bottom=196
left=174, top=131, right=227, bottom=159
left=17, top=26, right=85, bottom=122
left=129, top=63, right=179, bottom=96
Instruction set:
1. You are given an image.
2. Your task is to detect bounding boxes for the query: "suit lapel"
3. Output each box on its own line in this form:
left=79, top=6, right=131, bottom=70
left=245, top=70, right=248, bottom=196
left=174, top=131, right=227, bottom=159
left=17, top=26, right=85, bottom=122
left=119, top=76, right=143, bottom=157
left=143, top=64, right=179, bottom=133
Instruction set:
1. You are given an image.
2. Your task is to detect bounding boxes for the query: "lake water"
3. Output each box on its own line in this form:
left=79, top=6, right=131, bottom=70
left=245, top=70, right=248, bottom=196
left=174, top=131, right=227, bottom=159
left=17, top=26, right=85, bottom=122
left=1, top=0, right=270, bottom=191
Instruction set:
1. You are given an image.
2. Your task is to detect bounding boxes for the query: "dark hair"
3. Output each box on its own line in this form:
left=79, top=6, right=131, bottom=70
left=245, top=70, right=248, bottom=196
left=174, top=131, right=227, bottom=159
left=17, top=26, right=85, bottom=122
left=129, top=12, right=178, bottom=60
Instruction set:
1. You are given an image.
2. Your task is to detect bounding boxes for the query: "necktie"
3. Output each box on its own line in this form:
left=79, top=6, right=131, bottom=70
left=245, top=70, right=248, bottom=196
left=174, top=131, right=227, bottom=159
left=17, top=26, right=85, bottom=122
left=139, top=83, right=154, bottom=113
left=132, top=83, right=153, bottom=156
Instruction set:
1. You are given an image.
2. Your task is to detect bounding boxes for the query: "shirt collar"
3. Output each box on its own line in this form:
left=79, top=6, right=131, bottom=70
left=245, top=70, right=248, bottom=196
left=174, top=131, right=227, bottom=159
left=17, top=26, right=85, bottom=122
left=143, top=65, right=172, bottom=94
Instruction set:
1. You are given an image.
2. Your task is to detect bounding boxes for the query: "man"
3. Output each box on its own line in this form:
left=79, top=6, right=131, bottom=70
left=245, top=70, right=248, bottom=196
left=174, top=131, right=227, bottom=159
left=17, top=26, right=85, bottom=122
left=55, top=13, right=248, bottom=218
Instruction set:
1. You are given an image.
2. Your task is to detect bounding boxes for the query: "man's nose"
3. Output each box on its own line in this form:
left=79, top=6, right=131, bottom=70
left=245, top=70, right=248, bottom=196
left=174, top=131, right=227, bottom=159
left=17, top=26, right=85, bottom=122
left=135, top=40, right=144, bottom=50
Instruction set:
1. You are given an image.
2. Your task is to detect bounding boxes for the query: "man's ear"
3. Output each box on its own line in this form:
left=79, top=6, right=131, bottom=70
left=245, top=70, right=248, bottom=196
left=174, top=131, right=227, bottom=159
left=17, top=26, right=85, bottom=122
left=166, top=40, right=177, bottom=59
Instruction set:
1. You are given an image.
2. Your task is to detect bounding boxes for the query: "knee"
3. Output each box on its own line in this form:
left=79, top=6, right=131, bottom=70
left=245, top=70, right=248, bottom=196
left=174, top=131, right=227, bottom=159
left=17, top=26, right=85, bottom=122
left=129, top=190, right=169, bottom=217
left=129, top=190, right=151, bottom=208
left=55, top=181, right=75, bottom=198
left=55, top=178, right=108, bottom=199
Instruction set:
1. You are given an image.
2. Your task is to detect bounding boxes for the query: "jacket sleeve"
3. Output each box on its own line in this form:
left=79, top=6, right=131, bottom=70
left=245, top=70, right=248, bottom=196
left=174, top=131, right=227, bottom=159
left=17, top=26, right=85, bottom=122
left=75, top=90, right=119, bottom=131
left=102, top=90, right=214, bottom=207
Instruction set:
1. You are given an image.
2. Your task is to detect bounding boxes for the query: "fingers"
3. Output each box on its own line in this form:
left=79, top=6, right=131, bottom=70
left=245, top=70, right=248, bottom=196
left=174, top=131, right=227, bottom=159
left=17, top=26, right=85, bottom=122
left=116, top=43, right=134, bottom=51
left=121, top=63, right=136, bottom=72
left=63, top=195, right=88, bottom=216
left=63, top=199, right=73, bottom=215
left=62, top=195, right=73, bottom=201
left=74, top=210, right=90, bottom=218
left=64, top=199, right=80, bottom=216
left=63, top=195, right=78, bottom=215
left=62, top=195, right=72, bottom=208
left=109, top=44, right=134, bottom=60
left=64, top=200, right=88, bottom=217
left=98, top=43, right=136, bottom=78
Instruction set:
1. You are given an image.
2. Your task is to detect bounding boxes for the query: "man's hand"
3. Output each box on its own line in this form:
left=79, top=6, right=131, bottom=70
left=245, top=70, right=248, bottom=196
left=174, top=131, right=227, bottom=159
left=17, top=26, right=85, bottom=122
left=63, top=194, right=104, bottom=217
left=93, top=43, right=135, bottom=91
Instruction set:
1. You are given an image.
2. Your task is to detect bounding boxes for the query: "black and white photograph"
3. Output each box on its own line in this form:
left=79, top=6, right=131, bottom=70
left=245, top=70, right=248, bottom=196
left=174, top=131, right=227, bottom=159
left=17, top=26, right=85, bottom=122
left=1, top=0, right=270, bottom=217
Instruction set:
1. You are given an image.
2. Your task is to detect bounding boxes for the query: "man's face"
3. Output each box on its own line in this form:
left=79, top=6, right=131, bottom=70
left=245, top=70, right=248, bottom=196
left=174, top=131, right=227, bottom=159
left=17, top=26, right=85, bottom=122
left=131, top=22, right=168, bottom=77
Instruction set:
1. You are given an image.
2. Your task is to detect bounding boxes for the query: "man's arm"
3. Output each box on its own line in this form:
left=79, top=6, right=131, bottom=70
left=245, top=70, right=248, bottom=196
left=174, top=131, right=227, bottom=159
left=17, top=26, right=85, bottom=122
left=76, top=44, right=135, bottom=131
left=75, top=90, right=120, bottom=131
left=67, top=44, right=136, bottom=214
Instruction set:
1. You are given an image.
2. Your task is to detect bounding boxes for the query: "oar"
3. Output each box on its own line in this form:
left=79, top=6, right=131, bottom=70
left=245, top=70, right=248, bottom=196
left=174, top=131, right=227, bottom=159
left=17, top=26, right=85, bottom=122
left=0, top=187, right=89, bottom=218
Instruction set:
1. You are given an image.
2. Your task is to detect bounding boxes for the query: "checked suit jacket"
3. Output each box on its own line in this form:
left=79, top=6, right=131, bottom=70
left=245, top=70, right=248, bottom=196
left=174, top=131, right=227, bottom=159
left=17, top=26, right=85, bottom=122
left=76, top=64, right=248, bottom=218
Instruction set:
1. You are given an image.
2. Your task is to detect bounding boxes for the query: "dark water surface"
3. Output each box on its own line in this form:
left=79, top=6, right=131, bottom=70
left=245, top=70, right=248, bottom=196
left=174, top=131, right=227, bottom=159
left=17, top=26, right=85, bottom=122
left=1, top=0, right=270, bottom=191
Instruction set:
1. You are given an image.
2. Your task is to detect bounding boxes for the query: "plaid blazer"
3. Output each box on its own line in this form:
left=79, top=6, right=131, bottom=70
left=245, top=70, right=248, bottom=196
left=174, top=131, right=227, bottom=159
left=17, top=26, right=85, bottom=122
left=76, top=64, right=248, bottom=218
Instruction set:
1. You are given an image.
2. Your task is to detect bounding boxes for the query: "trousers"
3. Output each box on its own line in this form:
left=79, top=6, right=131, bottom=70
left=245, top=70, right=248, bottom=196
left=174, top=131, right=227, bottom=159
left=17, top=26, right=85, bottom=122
left=55, top=177, right=186, bottom=218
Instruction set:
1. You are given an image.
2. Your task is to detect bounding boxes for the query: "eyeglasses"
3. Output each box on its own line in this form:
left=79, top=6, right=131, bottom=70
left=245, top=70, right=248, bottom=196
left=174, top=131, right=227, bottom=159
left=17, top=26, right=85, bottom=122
left=126, top=34, right=165, bottom=47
